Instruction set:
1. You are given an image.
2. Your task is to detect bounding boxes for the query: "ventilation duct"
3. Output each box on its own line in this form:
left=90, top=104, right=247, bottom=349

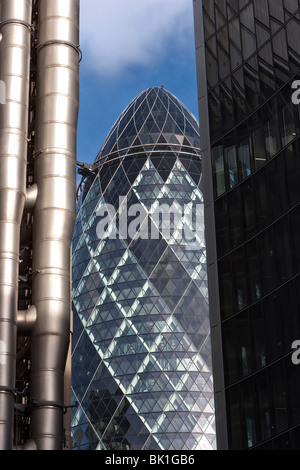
left=0, top=0, right=80, bottom=450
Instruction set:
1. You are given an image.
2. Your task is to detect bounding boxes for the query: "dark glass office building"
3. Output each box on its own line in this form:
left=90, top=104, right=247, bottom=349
left=194, top=0, right=300, bottom=449
left=71, top=87, right=216, bottom=450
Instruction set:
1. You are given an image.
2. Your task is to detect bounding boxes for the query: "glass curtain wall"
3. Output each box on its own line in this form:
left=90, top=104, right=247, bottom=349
left=71, top=87, right=216, bottom=450
left=196, top=0, right=300, bottom=450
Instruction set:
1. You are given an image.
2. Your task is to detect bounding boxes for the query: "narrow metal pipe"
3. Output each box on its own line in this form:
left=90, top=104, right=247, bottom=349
left=30, top=0, right=79, bottom=450
left=24, top=183, right=38, bottom=211
left=0, top=0, right=32, bottom=449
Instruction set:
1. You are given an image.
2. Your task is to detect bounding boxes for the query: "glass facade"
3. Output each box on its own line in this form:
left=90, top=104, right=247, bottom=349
left=71, top=87, right=216, bottom=450
left=194, top=0, right=300, bottom=450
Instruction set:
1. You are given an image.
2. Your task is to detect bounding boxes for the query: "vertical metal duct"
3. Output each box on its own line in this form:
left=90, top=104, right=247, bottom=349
left=30, top=0, right=79, bottom=450
left=0, top=0, right=32, bottom=450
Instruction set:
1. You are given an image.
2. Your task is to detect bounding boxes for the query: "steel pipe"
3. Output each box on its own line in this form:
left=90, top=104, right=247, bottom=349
left=0, top=0, right=32, bottom=450
left=24, top=183, right=38, bottom=211
left=15, top=439, right=37, bottom=451
left=30, top=0, right=79, bottom=450
left=17, top=305, right=37, bottom=336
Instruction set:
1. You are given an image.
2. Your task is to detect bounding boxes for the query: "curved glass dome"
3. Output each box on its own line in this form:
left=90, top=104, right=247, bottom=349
left=78, top=87, right=203, bottom=200
left=96, top=86, right=201, bottom=163
left=71, top=87, right=215, bottom=451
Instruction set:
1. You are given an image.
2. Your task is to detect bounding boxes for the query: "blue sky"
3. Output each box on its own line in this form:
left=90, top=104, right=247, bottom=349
left=77, top=0, right=199, bottom=170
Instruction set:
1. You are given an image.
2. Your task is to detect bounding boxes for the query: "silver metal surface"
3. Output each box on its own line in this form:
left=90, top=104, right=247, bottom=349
left=0, top=0, right=32, bottom=450
left=30, top=0, right=79, bottom=450
left=15, top=439, right=38, bottom=451
left=24, top=183, right=38, bottom=211
left=0, top=0, right=79, bottom=449
left=17, top=305, right=37, bottom=336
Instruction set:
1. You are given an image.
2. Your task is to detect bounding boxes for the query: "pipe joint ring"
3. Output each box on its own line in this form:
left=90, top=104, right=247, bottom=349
left=32, top=401, right=64, bottom=410
left=36, top=40, right=82, bottom=62
left=0, top=19, right=32, bottom=31
left=0, top=386, right=16, bottom=397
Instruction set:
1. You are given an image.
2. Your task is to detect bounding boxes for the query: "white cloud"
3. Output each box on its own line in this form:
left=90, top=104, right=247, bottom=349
left=80, top=0, right=193, bottom=78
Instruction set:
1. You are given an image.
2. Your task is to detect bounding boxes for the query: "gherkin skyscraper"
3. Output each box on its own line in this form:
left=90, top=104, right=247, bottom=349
left=71, top=87, right=216, bottom=450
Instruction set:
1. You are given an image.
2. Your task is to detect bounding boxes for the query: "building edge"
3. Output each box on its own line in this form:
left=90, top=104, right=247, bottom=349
left=193, top=0, right=228, bottom=450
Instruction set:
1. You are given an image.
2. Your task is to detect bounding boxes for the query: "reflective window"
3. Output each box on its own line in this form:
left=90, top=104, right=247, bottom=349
left=267, top=154, right=289, bottom=220
left=219, top=256, right=234, bottom=319
left=225, top=146, right=238, bottom=188
left=201, top=0, right=300, bottom=450
left=258, top=43, right=276, bottom=100
left=215, top=196, right=230, bottom=257
left=254, top=169, right=271, bottom=231
left=290, top=206, right=300, bottom=272
left=212, top=146, right=226, bottom=196
left=281, top=100, right=296, bottom=146
left=240, top=3, right=256, bottom=60
left=240, top=179, right=256, bottom=239
left=246, top=240, right=261, bottom=303
left=228, top=188, right=243, bottom=248
left=285, top=144, right=300, bottom=207
left=265, top=100, right=280, bottom=159
left=238, top=139, right=251, bottom=179
left=258, top=229, right=278, bottom=295
left=217, top=26, right=230, bottom=79
left=269, top=362, right=288, bottom=434
left=209, top=87, right=223, bottom=142
left=232, top=247, right=247, bottom=311
left=251, top=117, right=267, bottom=169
